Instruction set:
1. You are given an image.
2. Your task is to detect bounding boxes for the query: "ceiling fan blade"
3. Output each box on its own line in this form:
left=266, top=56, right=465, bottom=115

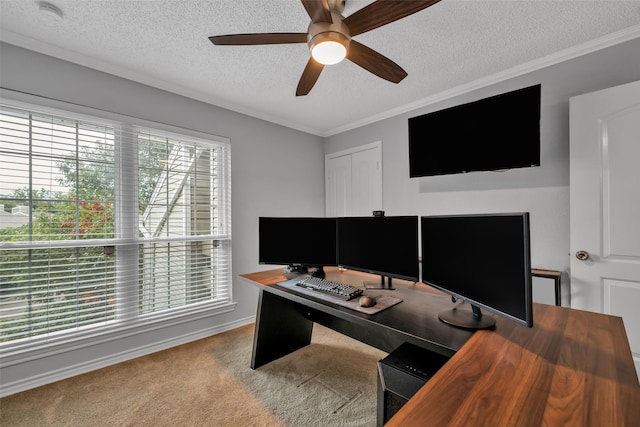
left=209, top=33, right=308, bottom=45
left=301, top=0, right=333, bottom=24
left=344, top=0, right=442, bottom=36
left=347, top=40, right=407, bottom=83
left=296, top=58, right=325, bottom=96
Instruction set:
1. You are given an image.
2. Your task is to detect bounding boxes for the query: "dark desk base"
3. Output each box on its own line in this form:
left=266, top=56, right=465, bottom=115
left=247, top=269, right=475, bottom=370
left=251, top=290, right=313, bottom=369
left=252, top=288, right=415, bottom=369
left=245, top=267, right=475, bottom=427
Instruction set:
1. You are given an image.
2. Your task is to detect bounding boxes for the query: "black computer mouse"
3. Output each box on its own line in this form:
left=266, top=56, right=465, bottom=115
left=358, top=296, right=376, bottom=308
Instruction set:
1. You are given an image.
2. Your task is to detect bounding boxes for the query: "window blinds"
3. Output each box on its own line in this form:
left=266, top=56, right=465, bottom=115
left=0, top=103, right=232, bottom=343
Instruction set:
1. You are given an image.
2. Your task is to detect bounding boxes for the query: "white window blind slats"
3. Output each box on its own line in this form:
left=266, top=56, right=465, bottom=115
left=0, top=105, right=117, bottom=246
left=137, top=238, right=231, bottom=314
left=0, top=245, right=117, bottom=341
left=0, top=103, right=232, bottom=344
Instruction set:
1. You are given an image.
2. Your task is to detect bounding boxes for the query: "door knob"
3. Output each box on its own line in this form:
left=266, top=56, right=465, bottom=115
left=576, top=250, right=590, bottom=261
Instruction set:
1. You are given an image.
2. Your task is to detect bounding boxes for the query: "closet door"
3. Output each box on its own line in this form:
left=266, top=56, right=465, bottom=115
left=351, top=146, right=382, bottom=216
left=325, top=142, right=382, bottom=217
left=325, top=153, right=351, bottom=217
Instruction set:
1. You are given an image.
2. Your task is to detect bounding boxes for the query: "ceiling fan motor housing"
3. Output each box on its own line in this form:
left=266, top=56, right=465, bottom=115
left=307, top=11, right=351, bottom=59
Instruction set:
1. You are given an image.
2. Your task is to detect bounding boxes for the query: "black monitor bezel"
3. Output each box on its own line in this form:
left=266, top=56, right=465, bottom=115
left=408, top=84, right=541, bottom=178
left=258, top=217, right=338, bottom=267
left=420, top=212, right=533, bottom=328
left=337, top=215, right=420, bottom=283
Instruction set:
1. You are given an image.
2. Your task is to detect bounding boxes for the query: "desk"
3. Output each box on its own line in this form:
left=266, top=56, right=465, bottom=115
left=241, top=268, right=639, bottom=426
left=240, top=268, right=474, bottom=369
left=387, top=303, right=640, bottom=426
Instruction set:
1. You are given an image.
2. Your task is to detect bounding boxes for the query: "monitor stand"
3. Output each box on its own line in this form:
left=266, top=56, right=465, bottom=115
left=364, top=275, right=395, bottom=290
left=438, top=304, right=495, bottom=330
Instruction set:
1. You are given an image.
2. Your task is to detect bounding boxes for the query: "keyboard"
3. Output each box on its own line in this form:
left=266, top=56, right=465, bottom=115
left=295, top=276, right=363, bottom=301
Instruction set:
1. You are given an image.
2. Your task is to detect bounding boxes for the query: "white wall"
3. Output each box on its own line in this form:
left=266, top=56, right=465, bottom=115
left=324, top=37, right=640, bottom=307
left=0, top=42, right=326, bottom=395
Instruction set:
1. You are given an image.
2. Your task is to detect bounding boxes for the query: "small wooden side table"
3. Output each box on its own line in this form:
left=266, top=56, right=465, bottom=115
left=531, top=268, right=562, bottom=306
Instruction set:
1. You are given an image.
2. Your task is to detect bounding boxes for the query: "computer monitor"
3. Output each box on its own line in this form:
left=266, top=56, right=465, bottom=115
left=421, top=213, right=533, bottom=329
left=258, top=217, right=337, bottom=274
left=337, top=216, right=419, bottom=288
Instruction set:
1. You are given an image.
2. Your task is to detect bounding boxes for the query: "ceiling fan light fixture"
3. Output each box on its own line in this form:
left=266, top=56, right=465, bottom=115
left=309, top=31, right=349, bottom=65
left=209, top=0, right=434, bottom=95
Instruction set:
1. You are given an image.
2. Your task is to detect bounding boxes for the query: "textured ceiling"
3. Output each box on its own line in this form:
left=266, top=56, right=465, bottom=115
left=1, top=0, right=639, bottom=136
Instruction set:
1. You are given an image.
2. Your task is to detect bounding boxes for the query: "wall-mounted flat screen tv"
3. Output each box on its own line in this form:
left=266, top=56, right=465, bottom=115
left=409, top=84, right=541, bottom=178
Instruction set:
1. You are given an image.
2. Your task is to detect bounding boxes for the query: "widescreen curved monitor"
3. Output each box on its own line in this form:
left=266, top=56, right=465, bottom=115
left=421, top=213, right=533, bottom=329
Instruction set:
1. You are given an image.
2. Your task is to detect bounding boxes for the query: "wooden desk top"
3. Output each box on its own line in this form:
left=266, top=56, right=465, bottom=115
left=386, top=303, right=640, bottom=427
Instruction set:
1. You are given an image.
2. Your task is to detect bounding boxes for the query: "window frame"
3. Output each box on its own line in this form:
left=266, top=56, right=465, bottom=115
left=0, top=97, right=234, bottom=358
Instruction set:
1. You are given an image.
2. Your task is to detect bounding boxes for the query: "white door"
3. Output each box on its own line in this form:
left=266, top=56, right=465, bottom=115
left=570, top=80, right=640, bottom=378
left=325, top=154, right=351, bottom=217
left=325, top=141, right=382, bottom=217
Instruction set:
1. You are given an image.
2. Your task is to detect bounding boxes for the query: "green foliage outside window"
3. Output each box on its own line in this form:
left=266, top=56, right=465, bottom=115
left=0, top=136, right=164, bottom=341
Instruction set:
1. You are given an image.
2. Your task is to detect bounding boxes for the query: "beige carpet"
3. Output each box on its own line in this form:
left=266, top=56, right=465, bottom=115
left=0, top=323, right=387, bottom=427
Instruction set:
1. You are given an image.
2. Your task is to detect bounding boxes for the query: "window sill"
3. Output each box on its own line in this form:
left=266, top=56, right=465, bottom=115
left=0, top=300, right=237, bottom=365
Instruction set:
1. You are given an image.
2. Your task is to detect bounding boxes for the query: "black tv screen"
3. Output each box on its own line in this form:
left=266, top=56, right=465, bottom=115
left=259, top=217, right=337, bottom=267
left=421, top=213, right=533, bottom=328
left=337, top=216, right=419, bottom=282
left=409, top=84, right=541, bottom=177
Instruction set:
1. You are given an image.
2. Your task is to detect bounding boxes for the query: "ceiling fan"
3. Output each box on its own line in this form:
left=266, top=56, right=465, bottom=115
left=209, top=0, right=442, bottom=96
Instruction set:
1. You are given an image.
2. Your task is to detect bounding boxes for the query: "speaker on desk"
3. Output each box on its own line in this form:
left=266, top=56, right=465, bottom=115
left=376, top=343, right=450, bottom=426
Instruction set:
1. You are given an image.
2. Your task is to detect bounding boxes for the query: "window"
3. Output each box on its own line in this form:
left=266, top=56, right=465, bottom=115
left=0, top=103, right=232, bottom=344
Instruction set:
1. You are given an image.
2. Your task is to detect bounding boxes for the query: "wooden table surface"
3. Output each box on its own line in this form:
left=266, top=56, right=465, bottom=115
left=386, top=303, right=640, bottom=426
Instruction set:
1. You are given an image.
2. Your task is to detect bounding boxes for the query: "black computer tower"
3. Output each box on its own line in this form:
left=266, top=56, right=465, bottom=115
left=376, top=342, right=450, bottom=426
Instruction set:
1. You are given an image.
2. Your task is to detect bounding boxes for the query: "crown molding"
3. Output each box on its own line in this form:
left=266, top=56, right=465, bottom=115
left=323, top=24, right=640, bottom=137
left=3, top=24, right=639, bottom=139
left=0, top=29, right=325, bottom=137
